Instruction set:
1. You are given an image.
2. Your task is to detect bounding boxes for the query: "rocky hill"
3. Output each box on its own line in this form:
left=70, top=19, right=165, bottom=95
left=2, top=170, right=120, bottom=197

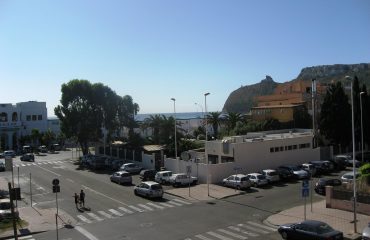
left=222, top=63, right=370, bottom=113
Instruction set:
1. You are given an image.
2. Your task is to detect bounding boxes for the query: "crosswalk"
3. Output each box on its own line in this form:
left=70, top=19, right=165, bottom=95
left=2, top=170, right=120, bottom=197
left=13, top=160, right=75, bottom=168
left=184, top=221, right=277, bottom=240
left=76, top=198, right=192, bottom=224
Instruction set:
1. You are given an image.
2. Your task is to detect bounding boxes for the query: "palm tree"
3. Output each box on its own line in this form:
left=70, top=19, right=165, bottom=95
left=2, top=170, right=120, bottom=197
left=30, top=129, right=41, bottom=147
left=206, top=111, right=222, bottom=139
left=142, top=115, right=163, bottom=143
left=224, top=112, right=244, bottom=134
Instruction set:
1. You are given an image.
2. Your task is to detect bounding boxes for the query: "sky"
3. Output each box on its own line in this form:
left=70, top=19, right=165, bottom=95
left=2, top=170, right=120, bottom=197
left=1, top=0, right=369, bottom=117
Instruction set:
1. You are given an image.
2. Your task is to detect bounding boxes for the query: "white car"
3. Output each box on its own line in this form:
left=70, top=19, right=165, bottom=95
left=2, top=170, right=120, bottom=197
left=155, top=171, right=173, bottom=184
left=341, top=171, right=360, bottom=184
left=134, top=181, right=164, bottom=199
left=247, top=173, right=268, bottom=187
left=261, top=169, right=280, bottom=183
left=110, top=171, right=132, bottom=185
left=222, top=174, right=252, bottom=190
left=169, top=173, right=198, bottom=187
left=301, top=163, right=317, bottom=177
left=119, top=163, right=142, bottom=174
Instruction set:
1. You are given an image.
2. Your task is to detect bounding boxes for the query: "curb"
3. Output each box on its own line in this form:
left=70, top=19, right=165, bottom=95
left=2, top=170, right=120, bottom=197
left=0, top=231, right=46, bottom=240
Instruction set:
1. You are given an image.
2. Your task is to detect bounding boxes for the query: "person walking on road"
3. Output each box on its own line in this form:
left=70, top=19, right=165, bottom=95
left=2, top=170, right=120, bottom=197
left=74, top=193, right=79, bottom=209
left=79, top=189, right=85, bottom=208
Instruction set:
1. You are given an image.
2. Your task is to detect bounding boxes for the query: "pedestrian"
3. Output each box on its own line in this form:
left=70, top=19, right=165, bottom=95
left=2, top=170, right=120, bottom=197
left=74, top=193, right=79, bottom=209
left=79, top=189, right=85, bottom=208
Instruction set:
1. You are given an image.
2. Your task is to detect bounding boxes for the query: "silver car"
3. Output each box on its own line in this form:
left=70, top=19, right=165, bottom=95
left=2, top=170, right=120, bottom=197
left=222, top=174, right=252, bottom=190
left=110, top=171, right=132, bottom=185
left=247, top=173, right=268, bottom=187
left=134, top=181, right=164, bottom=198
left=120, top=163, right=142, bottom=174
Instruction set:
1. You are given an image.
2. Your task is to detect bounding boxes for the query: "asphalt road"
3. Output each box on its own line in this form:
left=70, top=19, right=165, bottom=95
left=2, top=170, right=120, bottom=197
left=4, top=151, right=350, bottom=240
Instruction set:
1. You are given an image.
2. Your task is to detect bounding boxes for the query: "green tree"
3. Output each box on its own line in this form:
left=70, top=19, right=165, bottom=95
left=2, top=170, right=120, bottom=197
left=293, top=106, right=312, bottom=129
left=319, top=82, right=351, bottom=150
left=41, top=129, right=56, bottom=147
left=224, top=112, right=244, bottom=134
left=54, top=79, right=138, bottom=155
left=30, top=129, right=41, bottom=147
left=206, top=111, right=222, bottom=139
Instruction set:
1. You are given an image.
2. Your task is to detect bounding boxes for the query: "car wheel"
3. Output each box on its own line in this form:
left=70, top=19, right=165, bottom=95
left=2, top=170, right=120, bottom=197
left=280, top=231, right=288, bottom=240
left=134, top=190, right=138, bottom=196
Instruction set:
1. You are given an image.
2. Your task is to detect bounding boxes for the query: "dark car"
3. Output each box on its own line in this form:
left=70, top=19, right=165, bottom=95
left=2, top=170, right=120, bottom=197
left=309, top=161, right=331, bottom=174
left=314, top=178, right=342, bottom=195
left=140, top=169, right=157, bottom=181
left=330, top=157, right=347, bottom=170
left=278, top=220, right=343, bottom=240
left=20, top=153, right=35, bottom=162
left=276, top=166, right=294, bottom=180
left=0, top=162, right=5, bottom=172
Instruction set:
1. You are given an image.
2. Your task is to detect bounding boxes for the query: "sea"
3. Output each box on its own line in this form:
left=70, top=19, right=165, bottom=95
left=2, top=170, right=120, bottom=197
left=135, top=112, right=204, bottom=122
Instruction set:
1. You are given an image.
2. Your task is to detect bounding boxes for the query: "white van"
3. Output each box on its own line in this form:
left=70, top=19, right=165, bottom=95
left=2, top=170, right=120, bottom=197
left=3, top=150, right=16, bottom=158
left=154, top=171, right=173, bottom=184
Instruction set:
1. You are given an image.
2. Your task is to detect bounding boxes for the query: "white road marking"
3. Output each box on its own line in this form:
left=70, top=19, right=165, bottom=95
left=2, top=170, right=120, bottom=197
left=168, top=201, right=182, bottom=206
left=195, top=235, right=213, bottom=240
left=77, top=215, right=92, bottom=224
left=159, top=202, right=174, bottom=208
left=137, top=204, right=153, bottom=211
left=109, top=209, right=124, bottom=216
left=207, top=231, right=234, bottom=240
left=228, top=226, right=259, bottom=237
left=217, top=229, right=247, bottom=239
left=27, top=164, right=32, bottom=166
left=66, top=178, right=74, bottom=183
left=246, top=221, right=277, bottom=231
left=87, top=212, right=103, bottom=221
left=172, top=198, right=192, bottom=205
left=75, top=226, right=100, bottom=240
left=32, top=163, right=37, bottom=165
left=118, top=207, right=134, bottom=214
left=128, top=205, right=145, bottom=212
left=98, top=211, right=112, bottom=218
left=238, top=223, right=269, bottom=234
left=81, top=185, right=130, bottom=207
left=146, top=202, right=165, bottom=210
left=21, top=164, right=26, bottom=167
left=36, top=165, right=61, bottom=176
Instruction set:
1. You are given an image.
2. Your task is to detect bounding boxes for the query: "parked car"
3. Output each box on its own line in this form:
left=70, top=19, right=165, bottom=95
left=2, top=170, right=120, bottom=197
left=276, top=166, right=294, bottom=181
left=140, top=169, right=157, bottom=181
left=89, top=156, right=107, bottom=170
left=0, top=162, right=5, bottom=172
left=346, top=159, right=361, bottom=168
left=278, top=220, right=343, bottom=240
left=222, top=174, right=252, bottom=190
left=341, top=171, right=360, bottom=184
left=38, top=145, right=48, bottom=153
left=247, top=173, right=268, bottom=187
left=119, top=163, right=142, bottom=174
left=134, top=181, right=163, bottom=199
left=357, top=151, right=370, bottom=163
left=301, top=163, right=317, bottom=177
left=278, top=165, right=309, bottom=179
left=314, top=178, right=342, bottom=195
left=110, top=159, right=124, bottom=171
left=322, top=160, right=335, bottom=171
left=169, top=173, right=198, bottom=187
left=261, top=169, right=280, bottom=183
left=309, top=161, right=331, bottom=175
left=3, top=150, right=16, bottom=158
left=331, top=156, right=347, bottom=170
left=0, top=198, right=18, bottom=220
left=22, top=145, right=32, bottom=153
left=110, top=171, right=132, bottom=185
left=362, top=222, right=370, bottom=240
left=154, top=170, right=173, bottom=184
left=20, top=153, right=35, bottom=162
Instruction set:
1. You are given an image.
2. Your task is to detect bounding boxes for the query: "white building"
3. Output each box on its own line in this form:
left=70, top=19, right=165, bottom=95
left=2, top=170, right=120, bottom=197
left=0, top=101, right=50, bottom=150
left=164, top=129, right=329, bottom=183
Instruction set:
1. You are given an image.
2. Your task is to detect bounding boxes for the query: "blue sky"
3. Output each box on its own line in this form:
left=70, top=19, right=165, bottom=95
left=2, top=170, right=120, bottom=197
left=1, top=0, right=369, bottom=116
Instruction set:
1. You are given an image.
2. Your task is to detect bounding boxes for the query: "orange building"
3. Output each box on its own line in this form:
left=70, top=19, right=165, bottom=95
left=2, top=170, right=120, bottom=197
left=252, top=79, right=326, bottom=122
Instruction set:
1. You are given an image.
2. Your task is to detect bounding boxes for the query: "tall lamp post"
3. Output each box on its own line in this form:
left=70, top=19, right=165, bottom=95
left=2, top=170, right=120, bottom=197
left=346, top=75, right=357, bottom=233
left=204, top=92, right=210, bottom=196
left=360, top=92, right=365, bottom=163
left=171, top=98, right=177, bottom=159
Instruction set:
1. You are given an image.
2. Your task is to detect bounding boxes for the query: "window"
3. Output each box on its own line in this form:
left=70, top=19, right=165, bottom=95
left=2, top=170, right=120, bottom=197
left=38, top=115, right=42, bottom=120
left=293, top=145, right=297, bottom=150
left=0, top=112, right=7, bottom=122
left=274, top=147, right=279, bottom=152
left=280, top=146, right=284, bottom=151
left=288, top=145, right=293, bottom=150
left=270, top=148, right=274, bottom=153
left=26, top=115, right=31, bottom=121
left=12, top=112, right=18, bottom=122
left=32, top=115, right=37, bottom=121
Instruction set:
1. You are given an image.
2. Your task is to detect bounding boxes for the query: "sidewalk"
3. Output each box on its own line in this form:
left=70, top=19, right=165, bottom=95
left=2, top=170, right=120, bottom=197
left=166, top=184, right=367, bottom=240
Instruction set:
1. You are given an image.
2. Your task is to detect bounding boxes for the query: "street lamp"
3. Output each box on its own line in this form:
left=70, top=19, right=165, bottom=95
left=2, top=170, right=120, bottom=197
left=360, top=92, right=365, bottom=163
left=171, top=98, right=177, bottom=159
left=204, top=92, right=210, bottom=196
left=345, top=75, right=357, bottom=233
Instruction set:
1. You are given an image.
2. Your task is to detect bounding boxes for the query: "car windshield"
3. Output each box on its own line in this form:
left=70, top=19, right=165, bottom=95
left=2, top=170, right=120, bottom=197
left=257, top=175, right=266, bottom=180
left=315, top=223, right=335, bottom=234
left=240, top=177, right=248, bottom=181
left=151, top=184, right=162, bottom=190
left=267, top=171, right=277, bottom=176
left=291, top=166, right=300, bottom=171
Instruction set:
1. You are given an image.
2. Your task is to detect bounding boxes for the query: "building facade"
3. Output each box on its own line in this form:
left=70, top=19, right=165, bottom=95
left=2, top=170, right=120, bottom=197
left=0, top=101, right=49, bottom=151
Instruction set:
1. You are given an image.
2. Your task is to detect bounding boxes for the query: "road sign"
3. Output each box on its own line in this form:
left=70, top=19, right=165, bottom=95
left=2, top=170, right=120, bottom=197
left=53, top=185, right=60, bottom=193
left=302, top=188, right=309, bottom=197
left=52, top=178, right=60, bottom=186
left=302, top=179, right=309, bottom=189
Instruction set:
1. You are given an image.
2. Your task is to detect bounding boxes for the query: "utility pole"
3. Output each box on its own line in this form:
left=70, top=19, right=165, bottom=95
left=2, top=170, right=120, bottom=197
left=8, top=182, right=18, bottom=240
